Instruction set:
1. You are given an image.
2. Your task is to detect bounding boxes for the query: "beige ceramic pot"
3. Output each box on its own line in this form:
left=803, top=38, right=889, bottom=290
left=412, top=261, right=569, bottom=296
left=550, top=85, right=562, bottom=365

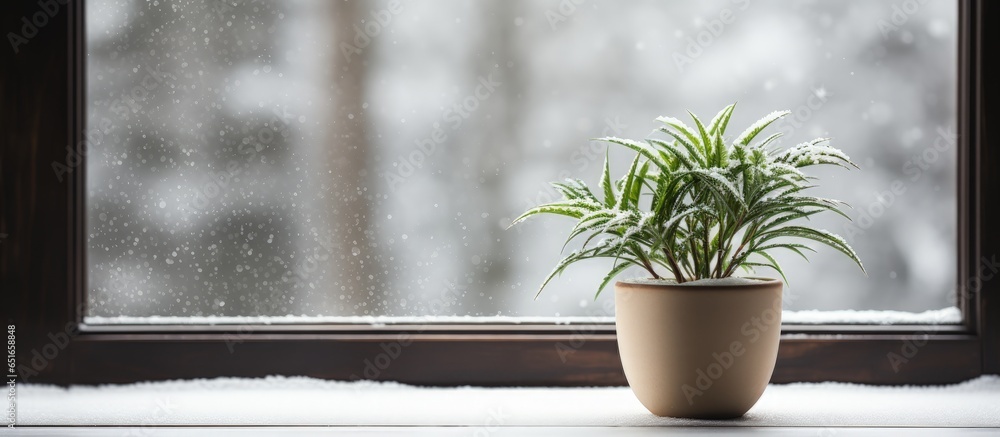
left=614, top=277, right=782, bottom=419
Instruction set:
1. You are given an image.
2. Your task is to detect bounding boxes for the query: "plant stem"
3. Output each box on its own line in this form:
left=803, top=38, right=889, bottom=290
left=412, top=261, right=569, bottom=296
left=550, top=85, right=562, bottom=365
left=686, top=217, right=700, bottom=277
left=637, top=253, right=660, bottom=279
left=723, top=221, right=758, bottom=277
left=715, top=213, right=743, bottom=278
left=662, top=247, right=685, bottom=283
left=702, top=217, right=711, bottom=279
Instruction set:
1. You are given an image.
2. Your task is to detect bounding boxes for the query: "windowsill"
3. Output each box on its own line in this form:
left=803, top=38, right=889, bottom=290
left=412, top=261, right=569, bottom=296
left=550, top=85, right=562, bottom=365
left=8, top=376, right=999, bottom=427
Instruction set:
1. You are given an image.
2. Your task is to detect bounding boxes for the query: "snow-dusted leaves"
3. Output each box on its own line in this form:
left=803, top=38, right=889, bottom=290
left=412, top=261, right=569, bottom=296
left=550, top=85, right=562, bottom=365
left=511, top=104, right=866, bottom=298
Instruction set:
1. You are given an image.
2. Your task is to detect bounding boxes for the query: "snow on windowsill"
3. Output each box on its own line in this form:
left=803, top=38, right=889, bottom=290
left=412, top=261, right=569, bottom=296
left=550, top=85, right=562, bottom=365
left=83, top=307, right=962, bottom=326
left=782, top=306, right=962, bottom=325
left=8, top=376, right=999, bottom=427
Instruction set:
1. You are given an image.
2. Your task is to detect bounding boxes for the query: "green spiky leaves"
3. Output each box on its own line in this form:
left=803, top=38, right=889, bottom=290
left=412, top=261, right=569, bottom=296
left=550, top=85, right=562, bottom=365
left=511, top=104, right=866, bottom=299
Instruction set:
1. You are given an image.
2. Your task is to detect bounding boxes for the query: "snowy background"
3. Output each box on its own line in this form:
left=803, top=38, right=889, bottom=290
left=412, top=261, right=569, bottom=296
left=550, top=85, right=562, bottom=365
left=85, top=0, right=957, bottom=319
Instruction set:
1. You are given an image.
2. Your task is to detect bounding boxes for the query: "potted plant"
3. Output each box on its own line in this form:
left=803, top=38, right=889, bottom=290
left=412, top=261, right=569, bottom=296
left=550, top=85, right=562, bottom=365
left=510, top=104, right=865, bottom=419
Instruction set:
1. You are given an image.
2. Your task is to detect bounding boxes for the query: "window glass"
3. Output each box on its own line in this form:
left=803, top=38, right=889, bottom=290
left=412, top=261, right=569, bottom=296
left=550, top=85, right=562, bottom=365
left=86, top=0, right=958, bottom=322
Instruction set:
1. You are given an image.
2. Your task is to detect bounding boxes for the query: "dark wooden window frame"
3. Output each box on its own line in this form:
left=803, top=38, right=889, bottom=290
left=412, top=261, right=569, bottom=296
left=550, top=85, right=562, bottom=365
left=2, top=0, right=997, bottom=386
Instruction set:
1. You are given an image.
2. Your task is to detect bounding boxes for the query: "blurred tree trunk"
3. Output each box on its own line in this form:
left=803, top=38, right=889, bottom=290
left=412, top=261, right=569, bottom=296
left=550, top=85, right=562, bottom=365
left=322, top=0, right=381, bottom=313
left=446, top=1, right=525, bottom=315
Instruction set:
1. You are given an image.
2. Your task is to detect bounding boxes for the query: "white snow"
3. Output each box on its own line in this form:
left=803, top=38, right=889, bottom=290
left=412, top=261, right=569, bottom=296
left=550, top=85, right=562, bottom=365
left=6, top=376, right=998, bottom=427
left=654, top=116, right=693, bottom=131
left=734, top=110, right=791, bottom=146
left=83, top=306, right=963, bottom=326
left=782, top=306, right=962, bottom=325
left=83, top=315, right=611, bottom=326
